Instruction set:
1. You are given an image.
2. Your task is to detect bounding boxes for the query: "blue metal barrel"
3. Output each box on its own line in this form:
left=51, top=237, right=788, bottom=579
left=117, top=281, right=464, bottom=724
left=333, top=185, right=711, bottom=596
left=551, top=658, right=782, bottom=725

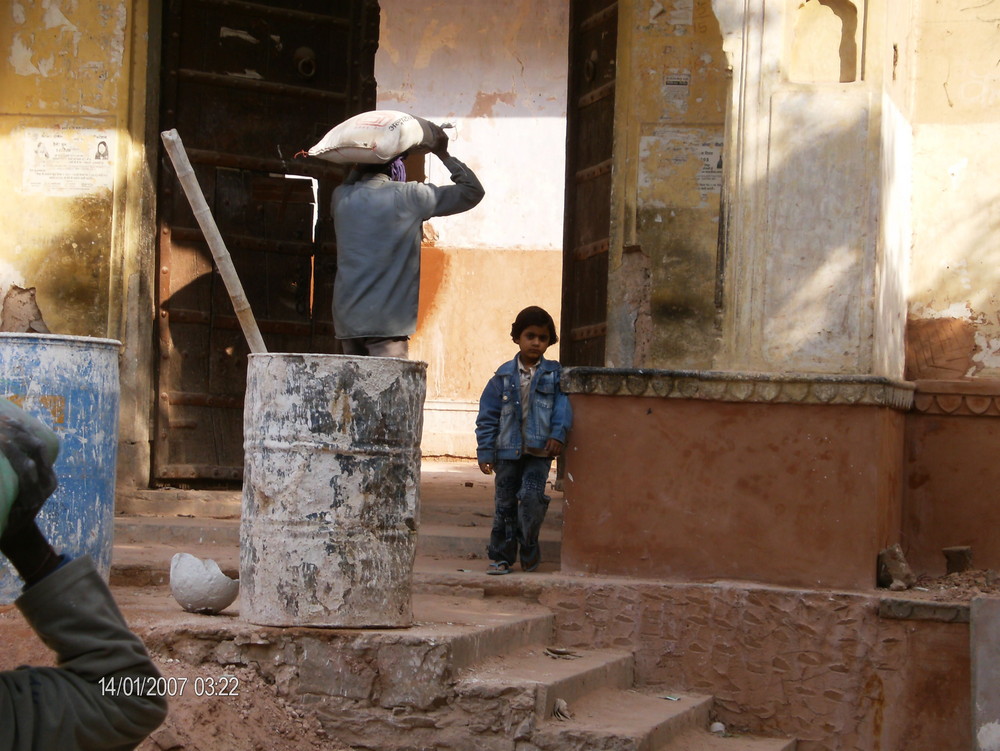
left=0, top=334, right=120, bottom=603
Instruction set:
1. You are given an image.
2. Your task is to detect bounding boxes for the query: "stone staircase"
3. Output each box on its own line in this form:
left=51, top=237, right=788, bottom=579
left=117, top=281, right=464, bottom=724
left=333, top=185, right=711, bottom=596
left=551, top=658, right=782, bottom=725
left=442, top=620, right=797, bottom=751
left=115, top=465, right=797, bottom=749
left=138, top=585, right=795, bottom=751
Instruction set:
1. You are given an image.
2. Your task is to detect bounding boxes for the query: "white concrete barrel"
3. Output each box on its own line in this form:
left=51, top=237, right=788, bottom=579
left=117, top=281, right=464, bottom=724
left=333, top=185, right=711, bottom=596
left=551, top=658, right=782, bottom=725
left=240, top=354, right=426, bottom=627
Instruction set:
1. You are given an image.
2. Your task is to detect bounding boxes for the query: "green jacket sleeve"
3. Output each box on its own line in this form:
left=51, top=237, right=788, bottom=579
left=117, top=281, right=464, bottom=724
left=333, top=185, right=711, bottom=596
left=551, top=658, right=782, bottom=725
left=0, top=556, right=167, bottom=751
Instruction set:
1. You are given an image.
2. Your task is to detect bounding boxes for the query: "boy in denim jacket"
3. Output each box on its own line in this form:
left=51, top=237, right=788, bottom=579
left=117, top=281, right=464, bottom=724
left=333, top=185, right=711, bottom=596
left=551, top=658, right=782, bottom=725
left=475, top=306, right=572, bottom=574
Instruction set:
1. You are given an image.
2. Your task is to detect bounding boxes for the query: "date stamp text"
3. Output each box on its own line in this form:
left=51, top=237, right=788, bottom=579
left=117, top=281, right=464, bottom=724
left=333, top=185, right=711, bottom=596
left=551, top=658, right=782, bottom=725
left=99, top=674, right=240, bottom=698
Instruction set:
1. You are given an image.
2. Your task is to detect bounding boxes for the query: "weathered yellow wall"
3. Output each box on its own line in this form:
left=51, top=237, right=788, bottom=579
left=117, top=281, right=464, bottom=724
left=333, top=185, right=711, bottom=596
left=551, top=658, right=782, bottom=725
left=608, top=0, right=729, bottom=369
left=0, top=0, right=134, bottom=338
left=2, top=1, right=158, bottom=490
left=905, top=1, right=1000, bottom=379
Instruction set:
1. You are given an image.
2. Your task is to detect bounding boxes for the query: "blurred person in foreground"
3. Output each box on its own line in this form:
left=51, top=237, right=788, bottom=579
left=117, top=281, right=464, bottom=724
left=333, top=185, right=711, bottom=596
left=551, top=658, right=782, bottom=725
left=0, top=398, right=166, bottom=751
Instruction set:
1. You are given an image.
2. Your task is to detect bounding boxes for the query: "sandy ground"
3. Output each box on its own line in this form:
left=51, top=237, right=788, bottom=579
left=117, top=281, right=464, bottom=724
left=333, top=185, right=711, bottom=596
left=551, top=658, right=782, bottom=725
left=910, top=567, right=1000, bottom=601
left=135, top=658, right=345, bottom=751
left=0, top=598, right=351, bottom=751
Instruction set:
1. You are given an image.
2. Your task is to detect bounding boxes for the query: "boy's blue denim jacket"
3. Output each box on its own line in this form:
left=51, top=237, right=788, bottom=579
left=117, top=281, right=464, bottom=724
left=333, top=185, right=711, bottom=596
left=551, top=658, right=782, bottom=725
left=475, top=355, right=573, bottom=464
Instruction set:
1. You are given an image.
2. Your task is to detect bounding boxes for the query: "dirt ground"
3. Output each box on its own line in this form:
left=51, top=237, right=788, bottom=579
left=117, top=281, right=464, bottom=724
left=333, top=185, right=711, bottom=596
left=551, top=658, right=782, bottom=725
left=909, top=567, right=1000, bottom=601
left=135, top=657, right=347, bottom=751
left=0, top=601, right=350, bottom=751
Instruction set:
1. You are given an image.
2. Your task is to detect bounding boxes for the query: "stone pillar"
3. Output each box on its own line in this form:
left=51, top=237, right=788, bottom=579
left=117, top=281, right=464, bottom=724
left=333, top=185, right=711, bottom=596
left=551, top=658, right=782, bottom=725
left=712, top=0, right=904, bottom=378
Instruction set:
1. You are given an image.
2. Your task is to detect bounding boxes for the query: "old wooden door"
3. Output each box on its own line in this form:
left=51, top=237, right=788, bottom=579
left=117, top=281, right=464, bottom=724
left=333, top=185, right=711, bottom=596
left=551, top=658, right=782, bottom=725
left=561, top=0, right=616, bottom=366
left=155, top=0, right=378, bottom=483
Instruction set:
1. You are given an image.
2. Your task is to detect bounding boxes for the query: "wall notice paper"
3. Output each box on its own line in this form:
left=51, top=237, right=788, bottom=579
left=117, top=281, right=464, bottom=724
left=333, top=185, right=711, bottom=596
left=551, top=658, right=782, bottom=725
left=22, top=129, right=114, bottom=196
left=639, top=127, right=724, bottom=208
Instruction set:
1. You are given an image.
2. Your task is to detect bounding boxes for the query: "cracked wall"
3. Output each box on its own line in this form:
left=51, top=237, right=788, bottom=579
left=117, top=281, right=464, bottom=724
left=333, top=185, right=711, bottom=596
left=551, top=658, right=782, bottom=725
left=0, top=0, right=132, bottom=337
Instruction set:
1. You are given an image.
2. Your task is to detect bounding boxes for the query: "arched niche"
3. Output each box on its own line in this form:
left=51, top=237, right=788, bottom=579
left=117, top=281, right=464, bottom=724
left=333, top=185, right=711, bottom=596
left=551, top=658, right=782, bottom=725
left=788, top=0, right=861, bottom=83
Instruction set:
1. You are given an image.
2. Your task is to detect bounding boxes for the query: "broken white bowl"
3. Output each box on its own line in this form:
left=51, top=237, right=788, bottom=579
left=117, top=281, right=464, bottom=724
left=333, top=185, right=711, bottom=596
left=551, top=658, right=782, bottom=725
left=170, top=552, right=239, bottom=615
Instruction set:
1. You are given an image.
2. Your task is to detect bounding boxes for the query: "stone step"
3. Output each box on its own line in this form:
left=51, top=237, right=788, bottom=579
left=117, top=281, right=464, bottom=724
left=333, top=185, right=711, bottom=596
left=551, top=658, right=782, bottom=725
left=115, top=515, right=239, bottom=546
left=414, top=521, right=561, bottom=562
left=134, top=591, right=557, bottom=719
left=113, top=494, right=563, bottom=531
left=439, top=605, right=555, bottom=672
left=660, top=726, right=798, bottom=751
left=456, top=644, right=636, bottom=720
left=528, top=687, right=712, bottom=750
left=526, top=687, right=797, bottom=751
left=111, top=515, right=561, bottom=573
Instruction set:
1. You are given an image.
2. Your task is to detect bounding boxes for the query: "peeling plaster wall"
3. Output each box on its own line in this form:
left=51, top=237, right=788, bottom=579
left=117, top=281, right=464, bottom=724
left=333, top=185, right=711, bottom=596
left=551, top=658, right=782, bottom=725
left=2, top=0, right=157, bottom=489
left=0, top=0, right=132, bottom=337
left=905, top=2, right=1000, bottom=380
left=375, top=0, right=567, bottom=456
left=608, top=0, right=729, bottom=369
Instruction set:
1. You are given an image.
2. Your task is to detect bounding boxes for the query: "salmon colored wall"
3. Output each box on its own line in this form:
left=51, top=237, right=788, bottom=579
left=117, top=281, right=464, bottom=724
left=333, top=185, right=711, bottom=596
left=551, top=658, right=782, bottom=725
left=542, top=579, right=970, bottom=751
left=561, top=395, right=905, bottom=590
left=904, top=381, right=1000, bottom=576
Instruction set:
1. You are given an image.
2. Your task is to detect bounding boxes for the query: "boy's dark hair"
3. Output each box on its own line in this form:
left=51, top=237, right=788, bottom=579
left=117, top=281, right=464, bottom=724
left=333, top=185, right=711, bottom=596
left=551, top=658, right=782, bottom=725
left=510, top=306, right=558, bottom=344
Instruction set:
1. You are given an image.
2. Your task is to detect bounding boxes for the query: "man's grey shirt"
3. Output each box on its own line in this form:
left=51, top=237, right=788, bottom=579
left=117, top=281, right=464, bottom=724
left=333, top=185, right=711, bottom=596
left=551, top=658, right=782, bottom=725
left=331, top=156, right=484, bottom=339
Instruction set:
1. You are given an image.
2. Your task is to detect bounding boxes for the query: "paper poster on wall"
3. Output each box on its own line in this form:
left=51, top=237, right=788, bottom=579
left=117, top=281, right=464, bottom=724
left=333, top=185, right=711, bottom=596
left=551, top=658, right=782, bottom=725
left=639, top=127, right=724, bottom=208
left=21, top=129, right=115, bottom=196
left=663, top=72, right=691, bottom=113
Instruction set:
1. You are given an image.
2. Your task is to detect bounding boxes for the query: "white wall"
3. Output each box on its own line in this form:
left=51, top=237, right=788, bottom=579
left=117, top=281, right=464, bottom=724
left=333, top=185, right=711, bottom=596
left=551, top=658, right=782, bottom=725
left=376, top=0, right=568, bottom=250
left=375, top=0, right=569, bottom=456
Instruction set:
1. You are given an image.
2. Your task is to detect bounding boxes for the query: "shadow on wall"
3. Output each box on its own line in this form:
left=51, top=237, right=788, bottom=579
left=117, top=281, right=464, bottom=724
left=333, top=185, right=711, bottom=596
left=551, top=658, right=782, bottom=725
left=713, top=82, right=880, bottom=375
left=0, top=190, right=113, bottom=338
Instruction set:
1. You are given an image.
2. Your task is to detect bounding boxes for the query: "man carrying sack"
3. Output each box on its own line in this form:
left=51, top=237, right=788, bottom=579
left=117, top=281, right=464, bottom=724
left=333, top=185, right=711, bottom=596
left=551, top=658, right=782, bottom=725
left=326, top=115, right=485, bottom=357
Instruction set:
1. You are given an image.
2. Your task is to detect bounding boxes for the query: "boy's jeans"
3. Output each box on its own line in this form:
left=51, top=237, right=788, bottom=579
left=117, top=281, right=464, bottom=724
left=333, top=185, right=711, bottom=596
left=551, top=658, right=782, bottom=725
left=488, top=455, right=552, bottom=570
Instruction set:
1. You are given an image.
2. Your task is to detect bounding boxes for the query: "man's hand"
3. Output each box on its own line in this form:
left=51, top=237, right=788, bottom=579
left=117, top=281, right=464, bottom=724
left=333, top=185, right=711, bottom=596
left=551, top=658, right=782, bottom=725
left=545, top=439, right=564, bottom=458
left=0, top=414, right=58, bottom=541
left=479, top=462, right=493, bottom=475
left=429, top=123, right=450, bottom=159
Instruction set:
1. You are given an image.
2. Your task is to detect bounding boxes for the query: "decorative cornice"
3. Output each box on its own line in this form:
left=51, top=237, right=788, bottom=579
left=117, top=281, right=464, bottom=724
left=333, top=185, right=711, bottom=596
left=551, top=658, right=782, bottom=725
left=912, top=379, right=1000, bottom=417
left=562, top=368, right=915, bottom=410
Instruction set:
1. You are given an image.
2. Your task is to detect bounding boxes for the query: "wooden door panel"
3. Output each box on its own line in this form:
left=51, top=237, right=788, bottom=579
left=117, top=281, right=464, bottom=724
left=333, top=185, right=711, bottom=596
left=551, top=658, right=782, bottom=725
left=574, top=175, right=613, bottom=246
left=155, top=0, right=377, bottom=483
left=562, top=0, right=616, bottom=366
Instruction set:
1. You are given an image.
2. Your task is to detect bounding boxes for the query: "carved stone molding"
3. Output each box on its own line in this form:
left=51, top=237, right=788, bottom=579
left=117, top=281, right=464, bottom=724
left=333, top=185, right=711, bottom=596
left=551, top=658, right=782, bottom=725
left=562, top=368, right=915, bottom=410
left=911, top=379, right=1000, bottom=417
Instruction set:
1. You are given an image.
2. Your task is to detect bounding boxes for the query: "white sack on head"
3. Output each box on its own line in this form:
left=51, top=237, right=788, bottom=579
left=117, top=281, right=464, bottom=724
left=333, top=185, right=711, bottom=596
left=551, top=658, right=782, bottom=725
left=308, top=110, right=432, bottom=164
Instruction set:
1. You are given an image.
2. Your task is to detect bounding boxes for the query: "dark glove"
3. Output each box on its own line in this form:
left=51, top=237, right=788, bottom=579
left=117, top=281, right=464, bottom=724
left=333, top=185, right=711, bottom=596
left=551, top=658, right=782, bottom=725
left=0, top=414, right=61, bottom=586
left=0, top=412, right=58, bottom=539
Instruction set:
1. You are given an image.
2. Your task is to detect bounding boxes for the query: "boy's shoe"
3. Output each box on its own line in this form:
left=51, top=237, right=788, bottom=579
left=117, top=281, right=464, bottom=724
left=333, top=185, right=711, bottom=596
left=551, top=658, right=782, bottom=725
left=487, top=561, right=512, bottom=575
left=522, top=559, right=540, bottom=572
